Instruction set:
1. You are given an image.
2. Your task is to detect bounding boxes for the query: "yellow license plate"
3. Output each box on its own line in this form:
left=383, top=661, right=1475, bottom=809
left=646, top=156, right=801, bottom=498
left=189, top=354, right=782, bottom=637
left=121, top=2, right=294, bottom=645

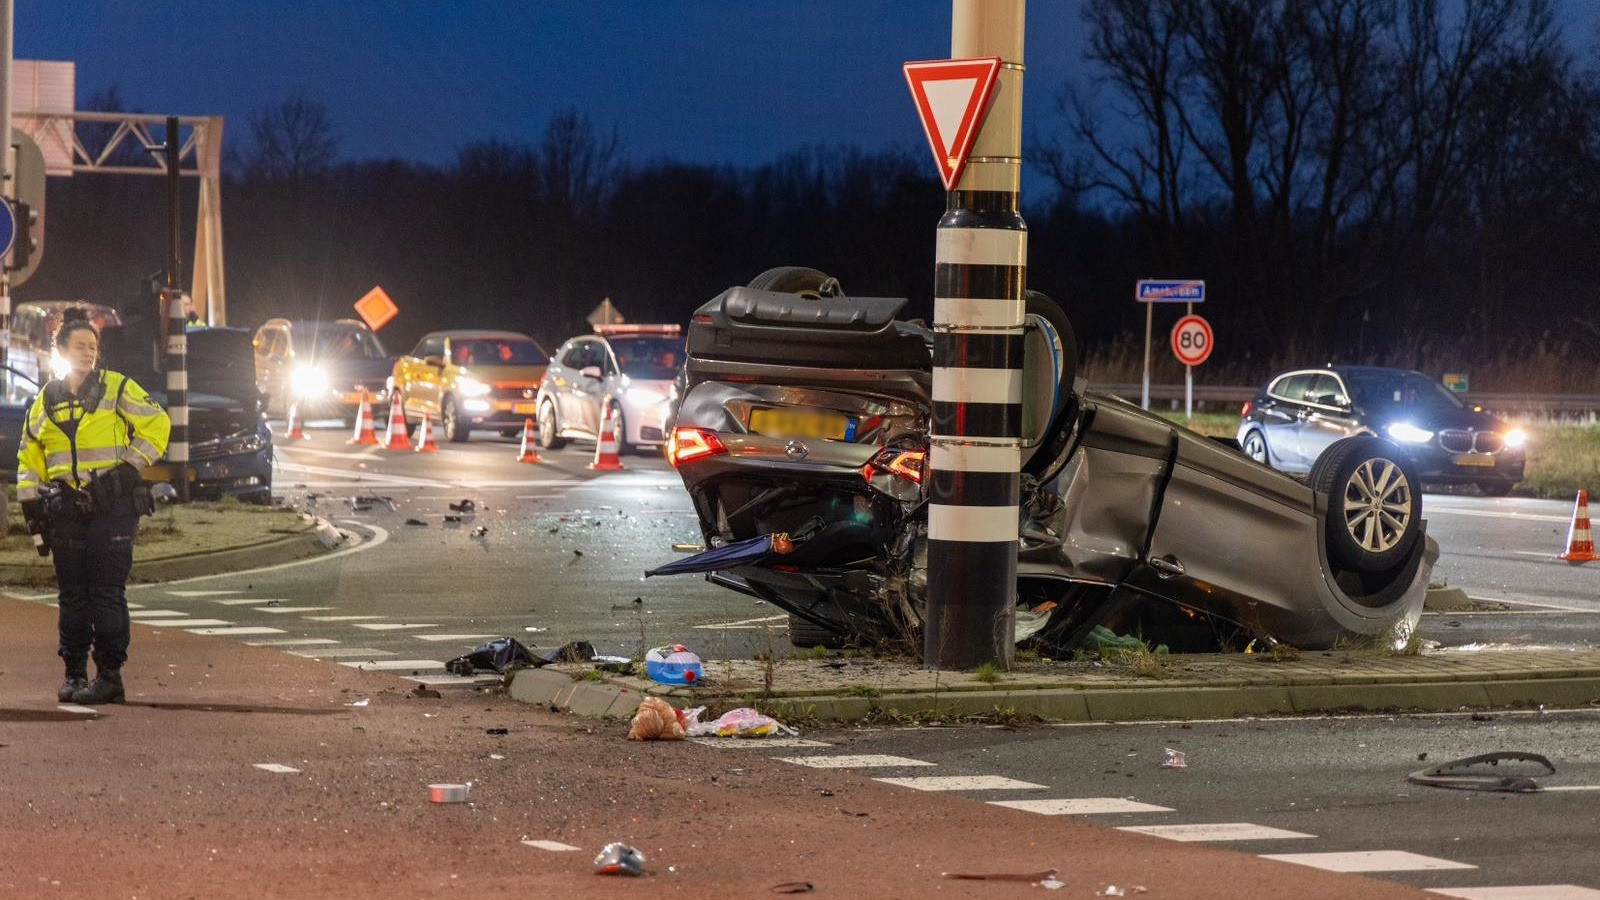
left=142, top=465, right=195, bottom=483
left=513, top=402, right=537, bottom=415
left=749, top=407, right=851, bottom=441
left=1454, top=454, right=1496, bottom=467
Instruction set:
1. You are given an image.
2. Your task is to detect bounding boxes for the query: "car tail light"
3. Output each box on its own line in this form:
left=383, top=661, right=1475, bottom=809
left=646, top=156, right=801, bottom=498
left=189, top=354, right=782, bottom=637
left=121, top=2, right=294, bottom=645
left=863, top=448, right=926, bottom=484
left=666, top=426, right=727, bottom=467
left=1241, top=401, right=1253, bottom=418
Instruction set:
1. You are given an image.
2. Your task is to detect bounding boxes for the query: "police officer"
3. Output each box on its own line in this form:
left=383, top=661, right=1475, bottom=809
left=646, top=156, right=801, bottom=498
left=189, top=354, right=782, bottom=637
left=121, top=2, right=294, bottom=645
left=181, top=293, right=206, bottom=330
left=17, top=308, right=171, bottom=705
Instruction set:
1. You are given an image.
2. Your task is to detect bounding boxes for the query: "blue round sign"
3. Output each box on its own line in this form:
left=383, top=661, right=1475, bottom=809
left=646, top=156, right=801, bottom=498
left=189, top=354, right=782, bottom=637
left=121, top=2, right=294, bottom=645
left=0, top=199, right=14, bottom=259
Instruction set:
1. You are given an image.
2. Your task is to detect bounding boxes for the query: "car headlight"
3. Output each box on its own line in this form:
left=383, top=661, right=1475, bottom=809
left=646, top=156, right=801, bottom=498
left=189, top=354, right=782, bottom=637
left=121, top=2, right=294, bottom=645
left=456, top=376, right=492, bottom=398
left=1503, top=428, right=1527, bottom=449
left=289, top=366, right=330, bottom=397
left=1385, top=422, right=1434, bottom=443
left=625, top=387, right=669, bottom=407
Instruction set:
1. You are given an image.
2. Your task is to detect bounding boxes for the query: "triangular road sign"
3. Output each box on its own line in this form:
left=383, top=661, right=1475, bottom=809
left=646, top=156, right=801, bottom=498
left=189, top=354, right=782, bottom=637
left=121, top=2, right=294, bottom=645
left=903, top=56, right=1002, bottom=191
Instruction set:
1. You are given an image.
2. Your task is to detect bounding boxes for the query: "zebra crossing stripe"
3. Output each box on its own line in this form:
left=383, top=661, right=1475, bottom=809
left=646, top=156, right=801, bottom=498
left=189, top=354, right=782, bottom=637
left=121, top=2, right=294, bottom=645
left=247, top=638, right=340, bottom=647
left=989, top=798, right=1172, bottom=815
left=187, top=626, right=286, bottom=636
left=1118, top=823, right=1312, bottom=841
left=1262, top=850, right=1474, bottom=873
left=339, top=659, right=446, bottom=671
left=253, top=763, right=300, bottom=774
left=141, top=618, right=233, bottom=627
left=354, top=623, right=439, bottom=631
left=521, top=840, right=580, bottom=852
left=776, top=755, right=935, bottom=769
left=128, top=610, right=191, bottom=618
left=289, top=648, right=395, bottom=658
left=688, top=737, right=830, bottom=749
left=1430, top=887, right=1600, bottom=900
left=874, top=775, right=1045, bottom=791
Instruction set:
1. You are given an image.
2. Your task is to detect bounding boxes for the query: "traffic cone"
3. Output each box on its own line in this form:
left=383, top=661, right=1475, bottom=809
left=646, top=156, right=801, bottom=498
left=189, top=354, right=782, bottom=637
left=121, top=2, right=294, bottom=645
left=285, top=403, right=309, bottom=441
left=348, top=389, right=379, bottom=445
left=382, top=391, right=411, bottom=450
left=1559, top=490, right=1598, bottom=564
left=517, top=417, right=541, bottom=464
left=413, top=411, right=439, bottom=452
left=588, top=402, right=626, bottom=471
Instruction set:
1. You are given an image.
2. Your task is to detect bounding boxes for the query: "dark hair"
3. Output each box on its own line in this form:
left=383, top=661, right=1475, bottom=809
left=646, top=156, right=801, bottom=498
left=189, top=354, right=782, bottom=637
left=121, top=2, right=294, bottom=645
left=55, top=307, right=100, bottom=348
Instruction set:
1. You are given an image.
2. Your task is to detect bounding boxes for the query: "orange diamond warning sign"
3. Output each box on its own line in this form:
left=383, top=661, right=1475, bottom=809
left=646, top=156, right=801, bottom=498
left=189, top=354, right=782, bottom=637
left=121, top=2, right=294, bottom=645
left=353, top=286, right=399, bottom=331
left=903, top=56, right=1002, bottom=191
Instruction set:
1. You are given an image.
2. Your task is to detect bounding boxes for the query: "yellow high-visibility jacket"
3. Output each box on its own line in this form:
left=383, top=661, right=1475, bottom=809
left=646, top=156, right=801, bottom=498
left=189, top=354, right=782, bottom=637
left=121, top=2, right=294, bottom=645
left=16, top=369, right=172, bottom=503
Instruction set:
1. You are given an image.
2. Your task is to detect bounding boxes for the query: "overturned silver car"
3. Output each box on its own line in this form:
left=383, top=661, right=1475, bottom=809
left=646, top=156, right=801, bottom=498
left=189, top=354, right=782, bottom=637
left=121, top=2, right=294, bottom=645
left=654, top=267, right=1433, bottom=654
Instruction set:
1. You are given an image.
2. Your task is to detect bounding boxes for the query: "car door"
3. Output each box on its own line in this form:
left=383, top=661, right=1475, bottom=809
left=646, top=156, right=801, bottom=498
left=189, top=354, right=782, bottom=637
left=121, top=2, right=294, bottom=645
left=397, top=335, right=444, bottom=415
left=1258, top=372, right=1314, bottom=471
left=571, top=340, right=609, bottom=437
left=1296, top=372, right=1360, bottom=465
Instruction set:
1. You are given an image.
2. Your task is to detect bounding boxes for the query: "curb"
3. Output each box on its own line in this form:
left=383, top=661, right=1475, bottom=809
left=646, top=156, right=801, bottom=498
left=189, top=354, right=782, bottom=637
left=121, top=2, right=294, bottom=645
left=0, top=529, right=327, bottom=588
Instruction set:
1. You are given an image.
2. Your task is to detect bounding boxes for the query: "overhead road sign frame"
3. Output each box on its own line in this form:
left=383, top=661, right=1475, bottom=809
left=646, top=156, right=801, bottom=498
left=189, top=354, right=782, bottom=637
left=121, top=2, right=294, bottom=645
left=903, top=56, right=1002, bottom=191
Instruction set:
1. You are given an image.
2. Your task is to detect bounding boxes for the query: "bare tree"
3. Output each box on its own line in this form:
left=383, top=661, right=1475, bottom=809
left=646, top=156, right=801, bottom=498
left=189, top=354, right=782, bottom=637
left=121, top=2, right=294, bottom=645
left=242, top=90, right=339, bottom=183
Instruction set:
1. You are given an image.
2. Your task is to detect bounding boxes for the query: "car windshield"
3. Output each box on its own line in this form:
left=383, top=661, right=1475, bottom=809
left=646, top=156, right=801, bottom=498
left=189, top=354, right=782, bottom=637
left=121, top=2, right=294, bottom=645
left=611, top=336, right=685, bottom=379
left=1344, top=371, right=1462, bottom=410
left=309, top=325, right=386, bottom=360
left=451, top=338, right=548, bottom=366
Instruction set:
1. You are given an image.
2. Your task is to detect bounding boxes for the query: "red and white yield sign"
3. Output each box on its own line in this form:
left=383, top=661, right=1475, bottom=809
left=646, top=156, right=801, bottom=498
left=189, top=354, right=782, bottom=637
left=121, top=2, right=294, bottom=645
left=903, top=56, right=1002, bottom=190
left=1171, top=314, right=1214, bottom=366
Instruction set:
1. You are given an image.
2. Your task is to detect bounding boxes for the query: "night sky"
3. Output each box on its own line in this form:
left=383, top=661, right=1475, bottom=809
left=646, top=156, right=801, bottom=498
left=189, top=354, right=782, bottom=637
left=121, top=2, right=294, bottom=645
left=16, top=1, right=1082, bottom=178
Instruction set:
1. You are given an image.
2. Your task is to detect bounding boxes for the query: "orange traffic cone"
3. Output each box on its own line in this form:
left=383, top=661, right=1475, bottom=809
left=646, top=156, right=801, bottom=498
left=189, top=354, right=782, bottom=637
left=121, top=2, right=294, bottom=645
left=412, top=411, right=439, bottom=452
left=588, top=402, right=626, bottom=471
left=517, top=417, right=542, bottom=464
left=348, top=389, right=379, bottom=445
left=285, top=403, right=309, bottom=441
left=1559, top=490, right=1597, bottom=564
left=382, top=392, right=411, bottom=450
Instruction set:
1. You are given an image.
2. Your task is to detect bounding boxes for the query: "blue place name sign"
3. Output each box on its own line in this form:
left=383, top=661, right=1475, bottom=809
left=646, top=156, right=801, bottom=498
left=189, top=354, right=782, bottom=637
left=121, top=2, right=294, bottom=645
left=1136, top=279, right=1205, bottom=303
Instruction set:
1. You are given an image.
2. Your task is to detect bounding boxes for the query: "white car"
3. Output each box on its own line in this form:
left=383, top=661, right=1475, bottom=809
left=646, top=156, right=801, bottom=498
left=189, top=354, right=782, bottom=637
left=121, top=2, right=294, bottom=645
left=536, top=324, right=684, bottom=453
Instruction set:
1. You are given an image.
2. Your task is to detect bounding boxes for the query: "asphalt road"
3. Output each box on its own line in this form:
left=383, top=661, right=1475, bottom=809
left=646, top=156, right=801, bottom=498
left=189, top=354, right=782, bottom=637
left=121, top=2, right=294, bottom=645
left=790, top=710, right=1600, bottom=896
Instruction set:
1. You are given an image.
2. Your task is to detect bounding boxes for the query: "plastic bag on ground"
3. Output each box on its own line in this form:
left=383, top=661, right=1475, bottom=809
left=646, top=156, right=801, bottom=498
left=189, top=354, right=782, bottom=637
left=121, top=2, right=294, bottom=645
left=627, top=696, right=688, bottom=741
left=445, top=637, right=543, bottom=676
left=686, top=707, right=798, bottom=738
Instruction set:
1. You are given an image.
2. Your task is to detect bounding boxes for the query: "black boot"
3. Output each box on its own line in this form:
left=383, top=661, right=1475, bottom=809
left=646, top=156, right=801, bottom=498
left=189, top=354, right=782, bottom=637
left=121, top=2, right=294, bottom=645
left=57, top=665, right=89, bottom=703
left=72, top=668, right=125, bottom=705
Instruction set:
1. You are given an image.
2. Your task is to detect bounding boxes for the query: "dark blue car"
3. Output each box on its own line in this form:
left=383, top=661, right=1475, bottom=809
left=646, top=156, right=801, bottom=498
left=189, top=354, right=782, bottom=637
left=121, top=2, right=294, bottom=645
left=1237, top=365, right=1527, bottom=495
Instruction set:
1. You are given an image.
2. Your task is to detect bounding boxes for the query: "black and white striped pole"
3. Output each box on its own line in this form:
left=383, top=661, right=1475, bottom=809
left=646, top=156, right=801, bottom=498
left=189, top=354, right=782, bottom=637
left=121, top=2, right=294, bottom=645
left=163, top=116, right=189, bottom=502
left=910, top=0, right=1027, bottom=670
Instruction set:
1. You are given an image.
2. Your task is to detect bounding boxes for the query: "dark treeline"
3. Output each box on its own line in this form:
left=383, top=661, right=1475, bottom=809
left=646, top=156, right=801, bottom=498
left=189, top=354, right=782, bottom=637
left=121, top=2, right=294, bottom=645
left=19, top=0, right=1600, bottom=389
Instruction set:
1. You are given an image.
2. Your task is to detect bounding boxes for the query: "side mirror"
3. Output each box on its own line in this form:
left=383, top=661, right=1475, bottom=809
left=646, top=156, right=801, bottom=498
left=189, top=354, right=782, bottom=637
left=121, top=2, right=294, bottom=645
left=579, top=365, right=603, bottom=381
left=422, top=355, right=445, bottom=368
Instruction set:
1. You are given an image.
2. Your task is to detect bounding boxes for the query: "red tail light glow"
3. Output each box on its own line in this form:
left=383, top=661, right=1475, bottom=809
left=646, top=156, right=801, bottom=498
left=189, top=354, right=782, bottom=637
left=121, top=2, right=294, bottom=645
left=1240, top=401, right=1253, bottom=418
left=666, top=426, right=728, bottom=467
left=864, top=448, right=926, bottom=484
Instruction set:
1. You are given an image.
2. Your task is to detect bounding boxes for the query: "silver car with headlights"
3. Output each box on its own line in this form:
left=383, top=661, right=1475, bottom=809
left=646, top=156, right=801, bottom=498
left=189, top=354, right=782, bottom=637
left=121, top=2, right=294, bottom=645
left=655, top=267, right=1436, bottom=654
left=252, top=318, right=394, bottom=423
left=536, top=324, right=685, bottom=453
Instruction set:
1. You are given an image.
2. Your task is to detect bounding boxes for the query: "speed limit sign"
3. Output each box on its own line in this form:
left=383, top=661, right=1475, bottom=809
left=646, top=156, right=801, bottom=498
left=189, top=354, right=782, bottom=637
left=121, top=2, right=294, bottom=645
left=1171, top=314, right=1213, bottom=366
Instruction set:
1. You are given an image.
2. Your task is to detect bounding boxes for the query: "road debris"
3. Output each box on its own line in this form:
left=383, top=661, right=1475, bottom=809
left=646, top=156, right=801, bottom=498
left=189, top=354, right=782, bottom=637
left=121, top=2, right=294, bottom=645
left=628, top=696, right=688, bottom=741
left=645, top=644, right=703, bottom=685
left=410, top=684, right=442, bottom=699
left=942, top=868, right=1059, bottom=884
left=593, top=842, right=647, bottom=876
left=444, top=637, right=542, bottom=676
left=1406, top=751, right=1554, bottom=792
left=428, top=783, right=470, bottom=803
left=686, top=707, right=798, bottom=738
left=449, top=499, right=476, bottom=513
left=404, top=518, right=428, bottom=526
left=1162, top=748, right=1187, bottom=768
left=471, top=525, right=488, bottom=537
left=769, top=882, right=815, bottom=894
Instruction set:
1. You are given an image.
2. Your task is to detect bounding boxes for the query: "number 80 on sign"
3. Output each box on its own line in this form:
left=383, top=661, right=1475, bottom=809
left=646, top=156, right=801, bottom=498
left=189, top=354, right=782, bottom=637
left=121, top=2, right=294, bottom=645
left=1171, top=314, right=1213, bottom=366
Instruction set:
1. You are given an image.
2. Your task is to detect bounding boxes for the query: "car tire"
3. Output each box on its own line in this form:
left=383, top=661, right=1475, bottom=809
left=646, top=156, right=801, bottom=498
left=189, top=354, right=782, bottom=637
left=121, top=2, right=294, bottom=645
left=788, top=613, right=847, bottom=649
left=608, top=404, right=633, bottom=456
left=1241, top=428, right=1272, bottom=466
left=442, top=396, right=470, bottom=443
left=1309, top=435, right=1421, bottom=573
left=538, top=399, right=566, bottom=449
left=747, top=265, right=838, bottom=296
left=1478, top=479, right=1515, bottom=497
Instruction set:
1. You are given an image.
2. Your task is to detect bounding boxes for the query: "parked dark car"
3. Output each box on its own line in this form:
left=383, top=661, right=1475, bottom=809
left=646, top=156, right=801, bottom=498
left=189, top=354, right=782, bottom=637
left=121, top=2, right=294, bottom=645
left=1237, top=366, right=1526, bottom=496
left=253, top=317, right=394, bottom=422
left=653, top=268, right=1435, bottom=654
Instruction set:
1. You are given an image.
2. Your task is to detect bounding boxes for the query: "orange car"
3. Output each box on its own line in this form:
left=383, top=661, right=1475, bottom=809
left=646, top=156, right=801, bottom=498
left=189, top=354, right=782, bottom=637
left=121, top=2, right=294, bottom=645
left=391, top=330, right=549, bottom=442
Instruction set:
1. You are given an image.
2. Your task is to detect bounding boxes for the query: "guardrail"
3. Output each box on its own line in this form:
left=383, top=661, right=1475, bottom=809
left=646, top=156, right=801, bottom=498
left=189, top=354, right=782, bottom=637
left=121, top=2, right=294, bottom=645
left=1088, top=384, right=1600, bottom=415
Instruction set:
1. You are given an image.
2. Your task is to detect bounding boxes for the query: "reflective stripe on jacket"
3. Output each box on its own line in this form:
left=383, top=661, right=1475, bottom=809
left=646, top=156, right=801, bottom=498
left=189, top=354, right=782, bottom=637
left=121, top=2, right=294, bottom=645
left=16, top=369, right=172, bottom=502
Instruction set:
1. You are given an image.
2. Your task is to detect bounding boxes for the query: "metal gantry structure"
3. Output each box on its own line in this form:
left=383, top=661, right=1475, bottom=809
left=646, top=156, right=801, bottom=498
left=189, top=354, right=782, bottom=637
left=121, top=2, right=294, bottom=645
left=13, top=110, right=227, bottom=325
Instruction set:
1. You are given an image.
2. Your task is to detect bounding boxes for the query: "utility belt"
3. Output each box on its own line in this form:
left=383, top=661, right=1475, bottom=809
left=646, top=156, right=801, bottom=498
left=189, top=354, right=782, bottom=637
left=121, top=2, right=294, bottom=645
left=38, top=476, right=156, bottom=520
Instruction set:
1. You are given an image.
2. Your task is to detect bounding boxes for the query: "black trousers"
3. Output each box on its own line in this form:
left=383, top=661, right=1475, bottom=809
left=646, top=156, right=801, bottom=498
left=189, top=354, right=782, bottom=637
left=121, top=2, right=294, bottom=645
left=52, top=503, right=139, bottom=671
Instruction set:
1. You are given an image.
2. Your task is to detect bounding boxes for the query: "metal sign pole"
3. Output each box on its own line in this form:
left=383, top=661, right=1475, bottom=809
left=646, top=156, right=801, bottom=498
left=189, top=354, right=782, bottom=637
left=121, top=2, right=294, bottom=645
left=1185, top=300, right=1193, bottom=419
left=1141, top=297, right=1152, bottom=410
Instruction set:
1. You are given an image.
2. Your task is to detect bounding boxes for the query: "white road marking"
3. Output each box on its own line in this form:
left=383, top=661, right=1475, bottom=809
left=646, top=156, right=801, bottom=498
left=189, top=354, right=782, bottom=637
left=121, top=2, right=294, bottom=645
left=695, top=614, right=790, bottom=630
left=276, top=461, right=451, bottom=487
left=354, top=623, right=439, bottom=631
left=246, top=638, right=341, bottom=647
left=403, top=674, right=498, bottom=686
left=187, top=626, right=287, bottom=636
left=1118, top=823, right=1314, bottom=841
left=777, top=755, right=935, bottom=769
left=689, top=737, right=831, bottom=749
left=214, top=598, right=290, bottom=605
left=151, top=522, right=389, bottom=584
left=341, top=659, right=447, bottom=671
left=1261, top=851, right=1475, bottom=873
left=255, top=606, right=335, bottom=613
left=1431, top=887, right=1600, bottom=900
left=140, top=618, right=233, bottom=628
left=279, top=446, right=382, bottom=460
left=875, top=775, right=1047, bottom=791
left=56, top=704, right=97, bottom=715
left=521, top=840, right=581, bottom=852
left=1544, top=785, right=1600, bottom=792
left=168, top=590, right=242, bottom=597
left=128, top=610, right=192, bottom=618
left=303, top=615, right=386, bottom=621
left=412, top=634, right=501, bottom=642
left=289, top=648, right=396, bottom=659
left=253, top=763, right=301, bottom=774
left=989, top=798, right=1173, bottom=815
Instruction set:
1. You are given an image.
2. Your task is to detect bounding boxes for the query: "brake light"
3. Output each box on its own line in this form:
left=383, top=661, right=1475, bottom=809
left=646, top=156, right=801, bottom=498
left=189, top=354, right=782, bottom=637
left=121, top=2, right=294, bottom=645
left=1241, top=401, right=1253, bottom=418
left=666, top=426, right=728, bottom=467
left=864, top=448, right=926, bottom=484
